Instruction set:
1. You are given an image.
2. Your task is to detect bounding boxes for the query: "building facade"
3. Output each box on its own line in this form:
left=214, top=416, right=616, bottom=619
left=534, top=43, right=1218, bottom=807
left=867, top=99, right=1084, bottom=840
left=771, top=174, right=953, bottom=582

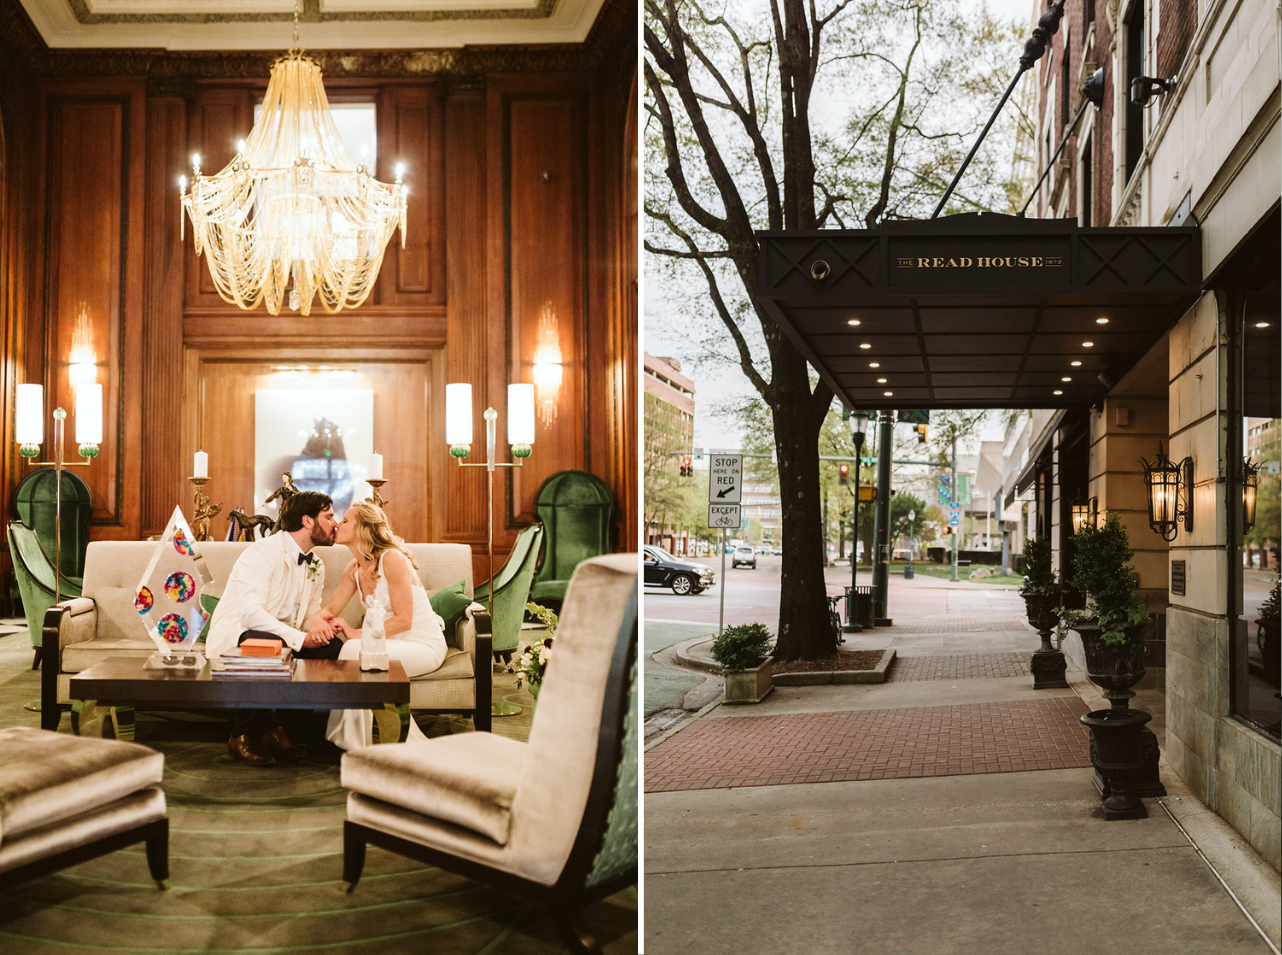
left=643, top=353, right=696, bottom=553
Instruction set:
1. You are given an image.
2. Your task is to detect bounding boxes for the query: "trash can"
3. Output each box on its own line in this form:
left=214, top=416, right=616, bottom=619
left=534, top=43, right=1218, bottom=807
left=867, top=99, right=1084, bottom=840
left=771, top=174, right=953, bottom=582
left=903, top=563, right=915, bottom=579
left=844, top=585, right=875, bottom=629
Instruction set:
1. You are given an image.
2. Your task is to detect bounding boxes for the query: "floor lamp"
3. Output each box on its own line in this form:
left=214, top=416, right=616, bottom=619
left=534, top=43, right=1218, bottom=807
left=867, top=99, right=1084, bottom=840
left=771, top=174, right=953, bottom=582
left=15, top=382, right=101, bottom=711
left=446, top=382, right=535, bottom=718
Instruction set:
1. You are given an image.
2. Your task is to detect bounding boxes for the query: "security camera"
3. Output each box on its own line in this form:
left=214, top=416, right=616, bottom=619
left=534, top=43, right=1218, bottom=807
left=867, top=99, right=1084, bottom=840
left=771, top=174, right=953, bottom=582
left=1130, top=75, right=1176, bottom=108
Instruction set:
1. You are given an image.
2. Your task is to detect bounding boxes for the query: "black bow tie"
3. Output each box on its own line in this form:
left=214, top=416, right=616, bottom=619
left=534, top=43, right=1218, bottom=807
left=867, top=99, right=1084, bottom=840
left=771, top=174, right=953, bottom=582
left=298, top=552, right=316, bottom=566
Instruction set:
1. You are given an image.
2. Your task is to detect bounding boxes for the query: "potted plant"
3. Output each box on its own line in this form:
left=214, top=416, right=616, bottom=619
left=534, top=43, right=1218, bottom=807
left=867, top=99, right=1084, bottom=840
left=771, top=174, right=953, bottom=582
left=1059, top=511, right=1151, bottom=706
left=1256, top=574, right=1280, bottom=680
left=710, top=622, right=774, bottom=704
left=1019, top=535, right=1067, bottom=688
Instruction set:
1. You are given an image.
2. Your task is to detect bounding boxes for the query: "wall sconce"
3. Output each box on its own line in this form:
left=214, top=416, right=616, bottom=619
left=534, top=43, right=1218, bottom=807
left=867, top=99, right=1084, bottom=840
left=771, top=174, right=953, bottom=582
left=1140, top=443, right=1192, bottom=541
left=1242, top=457, right=1260, bottom=533
left=532, top=301, right=562, bottom=427
left=1070, top=494, right=1096, bottom=535
left=69, top=305, right=97, bottom=388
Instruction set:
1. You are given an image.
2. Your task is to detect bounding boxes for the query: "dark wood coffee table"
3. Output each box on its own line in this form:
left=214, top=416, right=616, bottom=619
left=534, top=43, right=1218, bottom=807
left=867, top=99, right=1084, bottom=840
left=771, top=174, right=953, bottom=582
left=69, top=657, right=410, bottom=741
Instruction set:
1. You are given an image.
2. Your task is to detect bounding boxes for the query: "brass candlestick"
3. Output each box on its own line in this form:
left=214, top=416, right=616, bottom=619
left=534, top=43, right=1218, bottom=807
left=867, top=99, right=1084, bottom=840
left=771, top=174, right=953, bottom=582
left=366, top=479, right=389, bottom=509
left=187, top=476, right=221, bottom=542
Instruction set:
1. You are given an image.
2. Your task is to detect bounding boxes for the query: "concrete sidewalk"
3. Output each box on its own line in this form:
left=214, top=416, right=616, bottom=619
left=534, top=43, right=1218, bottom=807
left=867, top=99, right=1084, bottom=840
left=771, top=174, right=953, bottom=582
left=643, top=614, right=1281, bottom=954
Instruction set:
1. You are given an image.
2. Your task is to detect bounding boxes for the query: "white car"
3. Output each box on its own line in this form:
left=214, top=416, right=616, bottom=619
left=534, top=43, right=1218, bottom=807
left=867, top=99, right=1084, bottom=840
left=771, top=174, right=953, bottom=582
left=732, top=545, right=757, bottom=569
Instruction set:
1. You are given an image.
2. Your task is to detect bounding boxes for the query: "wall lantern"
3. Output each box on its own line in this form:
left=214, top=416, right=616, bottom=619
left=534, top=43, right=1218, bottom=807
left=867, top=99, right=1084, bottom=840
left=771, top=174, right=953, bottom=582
left=1242, top=457, right=1260, bottom=533
left=531, top=302, right=563, bottom=427
left=1070, top=494, right=1096, bottom=535
left=1140, top=443, right=1192, bottom=541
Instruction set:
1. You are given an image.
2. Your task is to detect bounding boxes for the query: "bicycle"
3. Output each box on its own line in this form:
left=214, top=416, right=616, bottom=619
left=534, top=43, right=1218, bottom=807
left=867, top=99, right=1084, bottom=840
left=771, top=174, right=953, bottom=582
left=826, top=594, right=845, bottom=651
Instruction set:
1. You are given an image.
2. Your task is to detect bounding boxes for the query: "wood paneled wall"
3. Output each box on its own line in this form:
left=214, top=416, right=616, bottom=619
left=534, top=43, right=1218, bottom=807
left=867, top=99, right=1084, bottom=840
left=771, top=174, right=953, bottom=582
left=0, top=15, right=637, bottom=592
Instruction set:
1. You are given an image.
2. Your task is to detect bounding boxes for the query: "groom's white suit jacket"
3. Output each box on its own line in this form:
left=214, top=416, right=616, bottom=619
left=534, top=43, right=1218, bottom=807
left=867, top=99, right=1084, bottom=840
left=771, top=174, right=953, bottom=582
left=205, top=532, right=326, bottom=659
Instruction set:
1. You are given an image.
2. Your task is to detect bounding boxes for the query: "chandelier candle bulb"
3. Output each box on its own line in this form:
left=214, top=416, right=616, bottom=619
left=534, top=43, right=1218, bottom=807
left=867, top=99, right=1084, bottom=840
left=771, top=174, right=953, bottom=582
left=368, top=453, right=383, bottom=482
left=74, top=383, right=103, bottom=446
left=15, top=384, right=43, bottom=449
left=193, top=451, right=208, bottom=479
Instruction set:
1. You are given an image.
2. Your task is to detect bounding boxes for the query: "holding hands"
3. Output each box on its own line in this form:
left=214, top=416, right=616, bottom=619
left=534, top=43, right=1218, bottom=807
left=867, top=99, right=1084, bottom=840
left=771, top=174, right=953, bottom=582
left=305, top=610, right=352, bottom=648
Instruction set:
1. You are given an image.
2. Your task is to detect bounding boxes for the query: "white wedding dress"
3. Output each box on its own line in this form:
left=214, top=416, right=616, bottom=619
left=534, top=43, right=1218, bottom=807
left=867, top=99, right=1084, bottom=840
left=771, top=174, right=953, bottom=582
left=326, top=553, right=449, bottom=750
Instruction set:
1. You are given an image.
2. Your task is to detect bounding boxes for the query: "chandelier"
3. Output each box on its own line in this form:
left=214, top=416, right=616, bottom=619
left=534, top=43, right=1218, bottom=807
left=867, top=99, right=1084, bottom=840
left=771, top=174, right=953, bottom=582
left=179, top=9, right=406, bottom=316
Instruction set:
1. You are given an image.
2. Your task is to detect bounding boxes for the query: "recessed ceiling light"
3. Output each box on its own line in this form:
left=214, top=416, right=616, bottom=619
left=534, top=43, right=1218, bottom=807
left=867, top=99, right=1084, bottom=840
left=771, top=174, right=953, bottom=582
left=1082, top=341, right=1095, bottom=347
left=1053, top=390, right=1063, bottom=395
left=1096, top=318, right=1109, bottom=324
left=859, top=343, right=872, bottom=349
left=869, top=362, right=880, bottom=368
left=1255, top=322, right=1271, bottom=328
left=1071, top=360, right=1082, bottom=367
left=1061, top=376, right=1071, bottom=382
left=883, top=391, right=893, bottom=397
left=847, top=319, right=861, bottom=326
left=877, top=378, right=887, bottom=383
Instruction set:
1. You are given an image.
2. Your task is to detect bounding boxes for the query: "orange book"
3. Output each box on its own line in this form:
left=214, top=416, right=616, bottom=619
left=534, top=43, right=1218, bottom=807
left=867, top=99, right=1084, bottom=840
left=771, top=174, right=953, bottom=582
left=239, top=638, right=283, bottom=657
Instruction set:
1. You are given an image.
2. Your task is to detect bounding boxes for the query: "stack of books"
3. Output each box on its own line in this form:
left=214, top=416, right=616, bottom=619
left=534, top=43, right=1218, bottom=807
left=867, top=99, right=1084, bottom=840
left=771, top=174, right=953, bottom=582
left=212, top=643, right=296, bottom=679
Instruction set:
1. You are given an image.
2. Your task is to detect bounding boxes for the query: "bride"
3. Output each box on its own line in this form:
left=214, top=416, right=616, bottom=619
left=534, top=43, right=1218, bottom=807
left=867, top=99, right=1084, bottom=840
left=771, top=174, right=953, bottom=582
left=318, top=501, right=447, bottom=749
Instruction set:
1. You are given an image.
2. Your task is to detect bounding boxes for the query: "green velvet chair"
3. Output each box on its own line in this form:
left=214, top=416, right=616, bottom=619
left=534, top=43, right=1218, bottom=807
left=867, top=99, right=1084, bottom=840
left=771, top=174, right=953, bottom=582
left=8, top=522, right=83, bottom=670
left=16, top=467, right=93, bottom=580
left=473, top=522, right=545, bottom=663
left=528, top=470, right=614, bottom=609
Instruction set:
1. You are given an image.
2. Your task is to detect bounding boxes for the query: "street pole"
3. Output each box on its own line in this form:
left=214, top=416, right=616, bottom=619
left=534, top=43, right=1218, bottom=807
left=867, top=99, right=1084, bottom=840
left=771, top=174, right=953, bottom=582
left=848, top=433, right=865, bottom=631
left=950, top=436, right=960, bottom=582
left=872, top=410, right=893, bottom=621
left=718, top=527, right=727, bottom=635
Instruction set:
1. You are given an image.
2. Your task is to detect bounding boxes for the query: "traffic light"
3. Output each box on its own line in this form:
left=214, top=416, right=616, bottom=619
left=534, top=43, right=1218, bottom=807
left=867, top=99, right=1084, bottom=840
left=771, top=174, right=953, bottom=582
left=680, top=457, right=692, bottom=477
left=917, top=423, right=928, bottom=444
left=838, top=463, right=849, bottom=486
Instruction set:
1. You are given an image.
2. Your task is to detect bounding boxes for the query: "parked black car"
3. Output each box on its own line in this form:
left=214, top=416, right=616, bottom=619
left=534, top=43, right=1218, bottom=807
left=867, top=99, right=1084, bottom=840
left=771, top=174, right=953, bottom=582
left=643, top=545, right=716, bottom=595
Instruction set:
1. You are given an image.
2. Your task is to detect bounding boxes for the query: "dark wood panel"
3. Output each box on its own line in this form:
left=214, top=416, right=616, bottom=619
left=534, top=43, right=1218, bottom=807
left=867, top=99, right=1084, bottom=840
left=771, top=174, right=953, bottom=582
left=143, top=96, right=188, bottom=536
left=506, top=93, right=587, bottom=527
left=183, top=306, right=446, bottom=347
left=184, top=89, right=251, bottom=308
left=374, top=86, right=443, bottom=303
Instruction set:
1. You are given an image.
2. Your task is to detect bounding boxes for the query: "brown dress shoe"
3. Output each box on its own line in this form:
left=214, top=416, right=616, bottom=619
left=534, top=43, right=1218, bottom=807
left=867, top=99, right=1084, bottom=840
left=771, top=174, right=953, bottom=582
left=227, top=734, right=276, bottom=766
left=260, top=724, right=300, bottom=760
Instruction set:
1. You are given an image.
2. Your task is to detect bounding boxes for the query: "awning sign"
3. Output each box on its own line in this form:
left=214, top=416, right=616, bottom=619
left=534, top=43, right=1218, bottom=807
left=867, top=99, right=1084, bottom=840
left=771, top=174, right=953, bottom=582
left=709, top=454, right=743, bottom=504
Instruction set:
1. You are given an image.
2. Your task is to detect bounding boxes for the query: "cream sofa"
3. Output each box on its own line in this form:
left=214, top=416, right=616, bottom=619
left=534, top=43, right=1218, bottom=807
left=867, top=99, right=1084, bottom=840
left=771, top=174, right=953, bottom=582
left=40, top=540, right=491, bottom=734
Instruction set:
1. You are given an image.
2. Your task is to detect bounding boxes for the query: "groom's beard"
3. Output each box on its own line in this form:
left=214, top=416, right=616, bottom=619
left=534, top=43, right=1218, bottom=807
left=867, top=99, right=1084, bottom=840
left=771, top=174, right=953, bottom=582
left=310, top=523, right=336, bottom=547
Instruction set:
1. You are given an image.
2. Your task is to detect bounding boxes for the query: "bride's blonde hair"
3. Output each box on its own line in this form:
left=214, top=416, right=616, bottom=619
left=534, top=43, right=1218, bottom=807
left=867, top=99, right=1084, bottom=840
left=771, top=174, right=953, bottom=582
left=345, top=501, right=418, bottom=581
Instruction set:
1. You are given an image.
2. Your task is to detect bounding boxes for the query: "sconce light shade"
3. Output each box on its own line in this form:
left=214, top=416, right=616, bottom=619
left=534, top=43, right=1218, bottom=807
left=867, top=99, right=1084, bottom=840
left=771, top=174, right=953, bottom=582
left=1071, top=495, right=1092, bottom=535
left=507, top=384, right=535, bottom=446
left=69, top=363, right=96, bottom=387
left=75, top=383, right=103, bottom=445
left=1140, top=443, right=1191, bottom=541
left=532, top=361, right=563, bottom=389
left=445, top=384, right=473, bottom=446
left=15, top=384, right=43, bottom=446
left=1243, top=458, right=1260, bottom=533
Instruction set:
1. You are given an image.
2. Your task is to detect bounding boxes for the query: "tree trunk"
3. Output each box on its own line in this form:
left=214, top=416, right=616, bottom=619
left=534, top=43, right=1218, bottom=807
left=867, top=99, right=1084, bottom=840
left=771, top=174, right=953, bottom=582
left=770, top=352, right=831, bottom=661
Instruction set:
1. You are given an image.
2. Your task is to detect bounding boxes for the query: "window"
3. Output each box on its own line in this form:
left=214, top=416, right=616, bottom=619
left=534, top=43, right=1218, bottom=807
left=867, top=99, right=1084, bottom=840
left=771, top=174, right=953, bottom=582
left=1080, top=133, right=1093, bottom=227
left=1124, top=0, right=1145, bottom=181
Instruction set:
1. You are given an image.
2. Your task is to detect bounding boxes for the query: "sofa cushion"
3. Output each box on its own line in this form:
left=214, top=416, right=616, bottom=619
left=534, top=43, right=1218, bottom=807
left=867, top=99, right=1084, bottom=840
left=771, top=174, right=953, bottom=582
left=341, top=733, right=525, bottom=845
left=429, top=581, right=472, bottom=635
left=412, top=646, right=473, bottom=683
left=62, top=635, right=154, bottom=673
left=0, top=727, right=164, bottom=841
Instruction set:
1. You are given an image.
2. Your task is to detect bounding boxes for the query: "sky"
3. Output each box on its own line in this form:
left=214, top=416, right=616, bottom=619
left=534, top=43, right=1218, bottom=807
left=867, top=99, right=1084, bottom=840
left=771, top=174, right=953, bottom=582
left=643, top=0, right=1044, bottom=455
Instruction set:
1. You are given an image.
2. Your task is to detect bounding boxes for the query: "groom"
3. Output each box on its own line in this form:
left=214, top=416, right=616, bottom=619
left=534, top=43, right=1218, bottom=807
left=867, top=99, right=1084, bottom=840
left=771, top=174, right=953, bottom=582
left=207, top=490, right=346, bottom=765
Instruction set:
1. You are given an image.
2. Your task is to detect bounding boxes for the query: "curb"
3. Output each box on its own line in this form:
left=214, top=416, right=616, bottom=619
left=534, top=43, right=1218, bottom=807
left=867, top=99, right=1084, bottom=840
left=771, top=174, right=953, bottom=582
left=773, top=648, right=896, bottom=685
left=673, top=638, right=722, bottom=675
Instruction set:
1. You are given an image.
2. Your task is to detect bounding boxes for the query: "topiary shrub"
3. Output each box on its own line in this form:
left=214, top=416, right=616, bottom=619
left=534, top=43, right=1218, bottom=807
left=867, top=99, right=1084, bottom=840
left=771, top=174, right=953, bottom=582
left=710, top=622, right=774, bottom=672
left=1019, top=535, right=1057, bottom=598
left=1059, top=512, right=1149, bottom=646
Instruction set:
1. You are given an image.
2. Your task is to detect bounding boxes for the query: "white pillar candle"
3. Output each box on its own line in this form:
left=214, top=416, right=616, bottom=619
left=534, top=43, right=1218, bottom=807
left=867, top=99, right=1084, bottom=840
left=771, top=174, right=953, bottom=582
left=15, top=384, right=43, bottom=445
left=369, top=452, right=383, bottom=481
left=193, top=450, right=208, bottom=478
left=75, top=383, right=103, bottom=445
left=445, top=383, right=473, bottom=445
left=507, top=383, right=535, bottom=445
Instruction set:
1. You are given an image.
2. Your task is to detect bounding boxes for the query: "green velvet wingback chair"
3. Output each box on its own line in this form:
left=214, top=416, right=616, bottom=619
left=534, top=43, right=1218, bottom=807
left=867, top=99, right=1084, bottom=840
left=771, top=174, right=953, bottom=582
left=528, top=470, right=614, bottom=608
left=473, top=523, right=544, bottom=662
left=16, top=467, right=93, bottom=580
left=8, top=523, right=84, bottom=669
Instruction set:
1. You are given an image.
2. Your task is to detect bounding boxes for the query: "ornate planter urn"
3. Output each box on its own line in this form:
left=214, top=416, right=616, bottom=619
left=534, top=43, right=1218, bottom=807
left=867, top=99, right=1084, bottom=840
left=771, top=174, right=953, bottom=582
left=1070, top=622, right=1166, bottom=802
left=723, top=656, right=773, bottom=705
left=1022, top=593, right=1068, bottom=689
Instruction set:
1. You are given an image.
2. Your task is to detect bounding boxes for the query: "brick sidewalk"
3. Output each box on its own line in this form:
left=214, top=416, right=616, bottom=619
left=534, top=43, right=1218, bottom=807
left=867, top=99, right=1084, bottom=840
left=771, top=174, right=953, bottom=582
left=887, top=651, right=1030, bottom=681
left=644, top=697, right=1092, bottom=793
left=876, top=612, right=1029, bottom=633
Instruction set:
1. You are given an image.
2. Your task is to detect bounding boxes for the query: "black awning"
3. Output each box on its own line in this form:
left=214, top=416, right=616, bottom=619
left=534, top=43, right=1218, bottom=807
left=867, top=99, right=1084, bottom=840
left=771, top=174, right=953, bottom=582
left=755, top=212, right=1201, bottom=410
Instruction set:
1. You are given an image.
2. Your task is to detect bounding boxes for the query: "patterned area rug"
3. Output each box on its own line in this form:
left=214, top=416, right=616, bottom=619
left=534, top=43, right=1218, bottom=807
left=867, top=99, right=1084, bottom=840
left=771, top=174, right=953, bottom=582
left=0, top=629, right=636, bottom=954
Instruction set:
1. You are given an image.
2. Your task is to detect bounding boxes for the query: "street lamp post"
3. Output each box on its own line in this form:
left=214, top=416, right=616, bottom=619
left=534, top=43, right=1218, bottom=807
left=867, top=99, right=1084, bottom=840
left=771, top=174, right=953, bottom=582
left=846, top=411, right=869, bottom=632
left=906, top=508, right=916, bottom=579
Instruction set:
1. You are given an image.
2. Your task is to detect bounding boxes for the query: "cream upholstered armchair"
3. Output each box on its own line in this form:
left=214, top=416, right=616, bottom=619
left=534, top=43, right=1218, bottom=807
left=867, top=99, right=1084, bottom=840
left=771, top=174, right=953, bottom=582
left=341, top=553, right=638, bottom=954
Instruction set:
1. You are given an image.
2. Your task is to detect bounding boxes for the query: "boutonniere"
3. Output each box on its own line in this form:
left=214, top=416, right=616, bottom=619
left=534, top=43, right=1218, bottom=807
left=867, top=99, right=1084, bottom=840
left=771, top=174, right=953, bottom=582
left=304, top=557, right=321, bottom=582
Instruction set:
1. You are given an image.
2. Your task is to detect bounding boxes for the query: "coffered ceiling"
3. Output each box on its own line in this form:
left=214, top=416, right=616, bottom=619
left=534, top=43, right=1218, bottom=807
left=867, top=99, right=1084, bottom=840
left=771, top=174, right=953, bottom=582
left=19, top=0, right=606, bottom=48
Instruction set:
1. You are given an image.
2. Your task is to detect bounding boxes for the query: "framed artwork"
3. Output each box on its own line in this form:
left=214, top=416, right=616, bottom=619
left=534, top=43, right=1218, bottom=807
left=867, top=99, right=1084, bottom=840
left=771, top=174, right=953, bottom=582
left=254, top=388, right=374, bottom=519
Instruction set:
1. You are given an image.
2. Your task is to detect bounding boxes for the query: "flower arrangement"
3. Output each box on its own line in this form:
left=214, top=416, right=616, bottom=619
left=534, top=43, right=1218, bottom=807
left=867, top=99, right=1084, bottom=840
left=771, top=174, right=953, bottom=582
left=509, top=601, right=558, bottom=691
